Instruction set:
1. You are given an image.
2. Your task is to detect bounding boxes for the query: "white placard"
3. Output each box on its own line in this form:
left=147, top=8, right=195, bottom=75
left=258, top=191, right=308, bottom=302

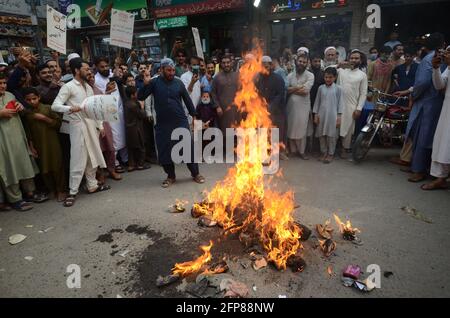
left=46, top=5, right=67, bottom=55
left=192, top=27, right=204, bottom=60
left=81, top=95, right=119, bottom=122
left=110, top=8, right=135, bottom=50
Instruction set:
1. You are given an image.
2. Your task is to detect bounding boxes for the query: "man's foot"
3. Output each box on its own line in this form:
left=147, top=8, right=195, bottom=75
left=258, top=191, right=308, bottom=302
left=390, top=157, right=410, bottom=167
left=137, top=164, right=151, bottom=170
left=324, top=155, right=334, bottom=164
left=24, top=193, right=49, bottom=204
left=12, top=200, right=33, bottom=212
left=115, top=165, right=125, bottom=173
left=97, top=174, right=106, bottom=186
left=408, top=173, right=426, bottom=183
left=63, top=195, right=76, bottom=208
left=56, top=192, right=67, bottom=203
left=88, top=184, right=111, bottom=194
left=0, top=203, right=12, bottom=212
left=193, top=175, right=206, bottom=184
left=162, top=178, right=176, bottom=188
left=318, top=154, right=327, bottom=162
left=108, top=171, right=122, bottom=181
left=299, top=154, right=310, bottom=160
left=421, top=179, right=448, bottom=191
left=128, top=166, right=136, bottom=172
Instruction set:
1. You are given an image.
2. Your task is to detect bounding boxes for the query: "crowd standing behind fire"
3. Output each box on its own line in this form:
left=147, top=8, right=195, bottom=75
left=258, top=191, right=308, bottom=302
left=1, top=32, right=449, bottom=211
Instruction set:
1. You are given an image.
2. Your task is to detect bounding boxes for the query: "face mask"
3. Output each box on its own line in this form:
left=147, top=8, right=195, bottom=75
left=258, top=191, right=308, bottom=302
left=201, top=98, right=210, bottom=104
left=132, top=66, right=137, bottom=72
left=369, top=54, right=378, bottom=61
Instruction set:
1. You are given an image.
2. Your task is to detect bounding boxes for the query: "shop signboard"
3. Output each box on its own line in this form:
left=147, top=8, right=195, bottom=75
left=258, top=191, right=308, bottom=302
left=156, top=16, right=188, bottom=29
left=68, top=0, right=148, bottom=28
left=0, top=0, right=59, bottom=18
left=152, top=0, right=245, bottom=19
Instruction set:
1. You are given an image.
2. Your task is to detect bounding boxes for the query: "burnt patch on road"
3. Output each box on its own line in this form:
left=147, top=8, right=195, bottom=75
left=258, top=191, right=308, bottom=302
left=94, top=229, right=124, bottom=243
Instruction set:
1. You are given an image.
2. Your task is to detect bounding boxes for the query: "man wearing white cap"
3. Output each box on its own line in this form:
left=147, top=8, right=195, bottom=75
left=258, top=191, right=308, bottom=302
left=297, top=47, right=309, bottom=57
left=286, top=55, right=315, bottom=159
left=324, top=47, right=338, bottom=69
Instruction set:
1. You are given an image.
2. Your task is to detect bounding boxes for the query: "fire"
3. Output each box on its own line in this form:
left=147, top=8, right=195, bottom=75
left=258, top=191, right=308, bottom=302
left=333, top=214, right=360, bottom=240
left=191, top=47, right=302, bottom=270
left=172, top=241, right=213, bottom=277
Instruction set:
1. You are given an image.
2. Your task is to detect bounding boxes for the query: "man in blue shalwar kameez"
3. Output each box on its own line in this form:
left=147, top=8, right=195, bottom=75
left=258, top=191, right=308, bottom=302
left=138, top=58, right=205, bottom=188
left=406, top=33, right=446, bottom=183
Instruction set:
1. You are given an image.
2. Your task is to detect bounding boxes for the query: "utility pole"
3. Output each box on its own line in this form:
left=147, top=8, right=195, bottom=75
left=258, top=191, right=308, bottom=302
left=28, top=0, right=45, bottom=63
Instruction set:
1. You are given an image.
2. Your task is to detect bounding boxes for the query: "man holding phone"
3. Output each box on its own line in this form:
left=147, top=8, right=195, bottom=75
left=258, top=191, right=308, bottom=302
left=181, top=56, right=203, bottom=124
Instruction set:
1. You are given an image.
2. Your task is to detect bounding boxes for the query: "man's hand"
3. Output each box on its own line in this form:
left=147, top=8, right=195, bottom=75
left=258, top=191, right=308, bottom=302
left=353, top=110, right=362, bottom=120
left=432, top=53, right=442, bottom=69
left=29, top=143, right=39, bottom=158
left=70, top=106, right=82, bottom=113
left=393, top=90, right=410, bottom=97
left=15, top=101, right=24, bottom=112
left=0, top=108, right=16, bottom=119
left=314, top=115, right=320, bottom=125
left=143, top=69, right=152, bottom=85
left=296, top=87, right=307, bottom=96
left=216, top=106, right=223, bottom=117
left=18, top=49, right=33, bottom=69
left=189, top=74, right=199, bottom=92
left=336, top=115, right=341, bottom=128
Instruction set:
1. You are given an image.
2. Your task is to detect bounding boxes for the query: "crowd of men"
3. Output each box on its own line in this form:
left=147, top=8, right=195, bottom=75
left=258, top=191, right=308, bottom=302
left=1, top=31, right=449, bottom=212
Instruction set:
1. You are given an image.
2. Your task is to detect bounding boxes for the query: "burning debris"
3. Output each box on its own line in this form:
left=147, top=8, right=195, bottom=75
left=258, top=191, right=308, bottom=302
left=172, top=241, right=214, bottom=277
left=170, top=199, right=188, bottom=213
left=316, top=219, right=334, bottom=240
left=319, top=239, right=337, bottom=257
left=156, top=274, right=180, bottom=287
left=333, top=214, right=361, bottom=241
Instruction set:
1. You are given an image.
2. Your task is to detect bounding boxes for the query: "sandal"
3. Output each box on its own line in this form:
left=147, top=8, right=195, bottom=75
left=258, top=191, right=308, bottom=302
left=24, top=193, right=49, bottom=204
left=193, top=175, right=205, bottom=184
left=115, top=166, right=125, bottom=173
left=88, top=184, right=111, bottom=194
left=162, top=178, right=176, bottom=188
left=421, top=181, right=448, bottom=191
left=408, top=173, right=426, bottom=183
left=12, top=201, right=33, bottom=212
left=63, top=195, right=76, bottom=208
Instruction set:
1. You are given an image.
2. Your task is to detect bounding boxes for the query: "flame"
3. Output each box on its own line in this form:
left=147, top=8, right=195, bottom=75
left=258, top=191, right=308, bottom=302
left=333, top=214, right=360, bottom=235
left=192, top=46, right=302, bottom=270
left=172, top=241, right=213, bottom=277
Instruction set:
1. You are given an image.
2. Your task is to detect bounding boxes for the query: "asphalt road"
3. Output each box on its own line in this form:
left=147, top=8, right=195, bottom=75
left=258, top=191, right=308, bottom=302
left=1, top=148, right=449, bottom=298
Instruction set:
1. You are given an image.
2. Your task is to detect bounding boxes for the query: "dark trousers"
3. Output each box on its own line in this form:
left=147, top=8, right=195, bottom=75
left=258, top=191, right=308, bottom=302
left=128, top=147, right=146, bottom=167
left=162, top=163, right=199, bottom=180
left=143, top=120, right=157, bottom=161
left=59, top=132, right=71, bottom=192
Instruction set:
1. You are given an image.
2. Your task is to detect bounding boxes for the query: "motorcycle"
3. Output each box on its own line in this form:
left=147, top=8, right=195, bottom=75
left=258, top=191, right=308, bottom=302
left=352, top=90, right=409, bottom=163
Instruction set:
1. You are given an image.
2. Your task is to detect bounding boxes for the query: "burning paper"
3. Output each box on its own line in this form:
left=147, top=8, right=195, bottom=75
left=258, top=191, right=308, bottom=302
left=172, top=241, right=214, bottom=277
left=333, top=214, right=360, bottom=241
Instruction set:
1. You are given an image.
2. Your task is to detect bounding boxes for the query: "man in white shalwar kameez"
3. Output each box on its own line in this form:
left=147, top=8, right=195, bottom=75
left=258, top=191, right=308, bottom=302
left=422, top=46, right=450, bottom=190
left=94, top=57, right=128, bottom=169
left=337, top=50, right=368, bottom=158
left=286, top=55, right=315, bottom=159
left=52, top=58, right=108, bottom=207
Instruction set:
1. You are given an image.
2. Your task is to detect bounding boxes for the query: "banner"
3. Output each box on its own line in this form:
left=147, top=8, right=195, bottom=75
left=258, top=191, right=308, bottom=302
left=81, top=95, right=119, bottom=122
left=69, top=0, right=148, bottom=28
left=46, top=5, right=67, bottom=55
left=192, top=27, right=204, bottom=60
left=110, top=8, right=135, bottom=49
left=152, top=0, right=245, bottom=19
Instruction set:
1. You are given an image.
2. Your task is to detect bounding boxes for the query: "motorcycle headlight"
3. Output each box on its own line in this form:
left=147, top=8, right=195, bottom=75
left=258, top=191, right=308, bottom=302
left=376, top=103, right=387, bottom=112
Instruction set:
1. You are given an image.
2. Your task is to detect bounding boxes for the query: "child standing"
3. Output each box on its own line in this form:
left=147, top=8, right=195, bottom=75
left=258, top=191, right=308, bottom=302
left=313, top=67, right=343, bottom=164
left=22, top=87, right=66, bottom=201
left=124, top=86, right=148, bottom=171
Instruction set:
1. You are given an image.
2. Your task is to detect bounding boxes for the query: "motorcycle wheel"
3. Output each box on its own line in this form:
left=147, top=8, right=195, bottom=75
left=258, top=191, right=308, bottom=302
left=352, top=131, right=375, bottom=163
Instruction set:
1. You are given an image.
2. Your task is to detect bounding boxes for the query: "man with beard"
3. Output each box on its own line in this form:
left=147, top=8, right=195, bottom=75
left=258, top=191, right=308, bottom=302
left=256, top=56, right=288, bottom=160
left=35, top=63, right=61, bottom=105
left=94, top=56, right=128, bottom=173
left=138, top=58, right=205, bottom=188
left=211, top=56, right=240, bottom=135
left=324, top=47, right=339, bottom=69
left=390, top=44, right=405, bottom=68
left=336, top=50, right=368, bottom=158
left=286, top=55, right=315, bottom=160
left=368, top=46, right=394, bottom=94
left=200, top=60, right=216, bottom=92
left=406, top=33, right=446, bottom=183
left=52, top=58, right=109, bottom=207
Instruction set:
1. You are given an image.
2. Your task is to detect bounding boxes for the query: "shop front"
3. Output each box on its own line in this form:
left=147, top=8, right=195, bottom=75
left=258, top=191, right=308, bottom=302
left=66, top=0, right=159, bottom=62
left=151, top=0, right=248, bottom=59
left=266, top=0, right=374, bottom=58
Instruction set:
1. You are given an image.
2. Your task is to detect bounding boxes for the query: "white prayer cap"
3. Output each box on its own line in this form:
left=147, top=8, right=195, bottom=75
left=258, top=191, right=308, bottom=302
left=297, top=47, right=309, bottom=55
left=161, top=58, right=175, bottom=68
left=262, top=56, right=272, bottom=63
left=67, top=53, right=80, bottom=61
left=324, top=46, right=337, bottom=55
left=446, top=45, right=450, bottom=50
